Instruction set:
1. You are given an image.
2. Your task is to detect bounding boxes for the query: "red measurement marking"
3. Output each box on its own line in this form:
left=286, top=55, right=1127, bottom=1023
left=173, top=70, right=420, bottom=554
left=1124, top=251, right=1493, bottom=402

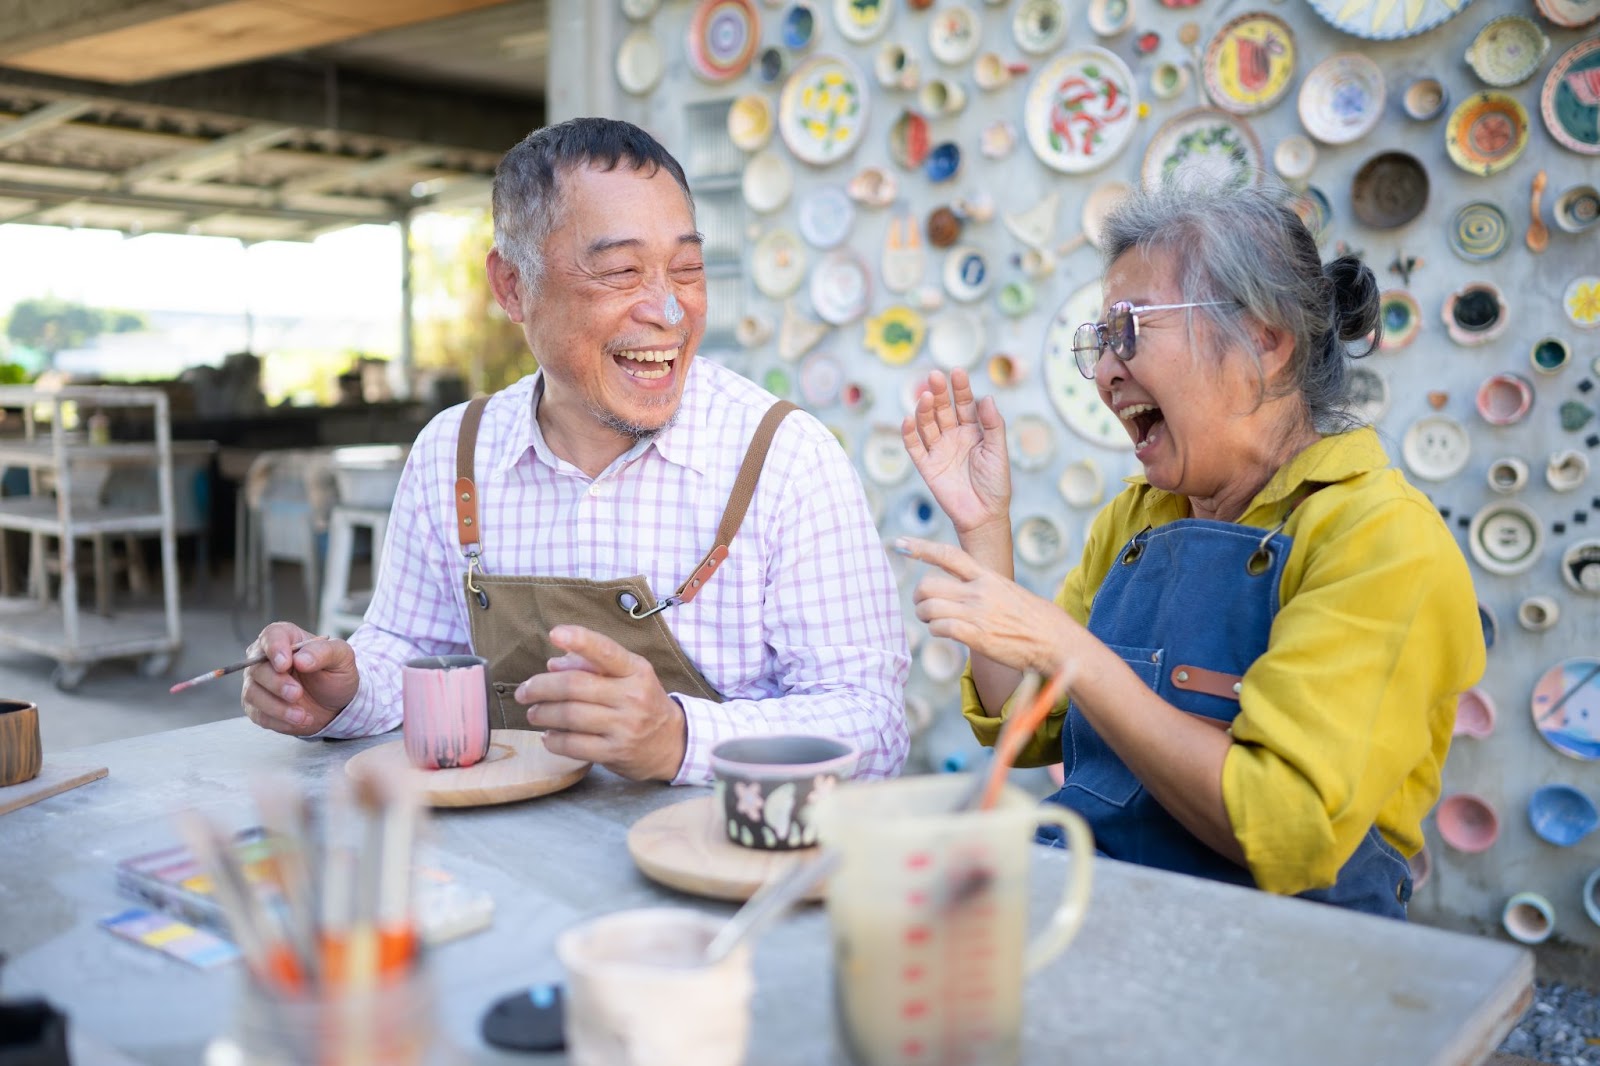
left=901, top=1000, right=929, bottom=1020
left=903, top=964, right=926, bottom=982
left=901, top=1039, right=925, bottom=1058
left=906, top=852, right=933, bottom=870
left=907, top=890, right=928, bottom=907
left=905, top=925, right=932, bottom=946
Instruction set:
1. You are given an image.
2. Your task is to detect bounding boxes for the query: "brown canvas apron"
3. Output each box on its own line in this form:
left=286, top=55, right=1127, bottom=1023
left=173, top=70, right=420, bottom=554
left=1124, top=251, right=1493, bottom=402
left=453, top=395, right=797, bottom=729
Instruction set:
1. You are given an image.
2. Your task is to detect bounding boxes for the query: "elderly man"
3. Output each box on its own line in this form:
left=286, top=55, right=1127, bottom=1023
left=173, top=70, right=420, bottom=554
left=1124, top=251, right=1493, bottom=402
left=241, top=117, right=909, bottom=784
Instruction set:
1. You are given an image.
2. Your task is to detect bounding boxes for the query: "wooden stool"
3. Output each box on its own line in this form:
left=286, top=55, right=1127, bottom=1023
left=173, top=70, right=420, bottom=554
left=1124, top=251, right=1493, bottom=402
left=319, top=504, right=390, bottom=638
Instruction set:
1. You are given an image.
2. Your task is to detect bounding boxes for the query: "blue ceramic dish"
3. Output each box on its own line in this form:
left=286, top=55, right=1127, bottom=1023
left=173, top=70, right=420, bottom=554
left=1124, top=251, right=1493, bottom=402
left=924, top=142, right=961, bottom=183
left=1527, top=783, right=1599, bottom=847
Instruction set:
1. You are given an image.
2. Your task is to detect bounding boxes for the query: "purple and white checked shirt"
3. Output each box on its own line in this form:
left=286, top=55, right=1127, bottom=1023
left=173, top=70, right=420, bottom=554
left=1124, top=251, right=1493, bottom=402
left=318, top=358, right=910, bottom=784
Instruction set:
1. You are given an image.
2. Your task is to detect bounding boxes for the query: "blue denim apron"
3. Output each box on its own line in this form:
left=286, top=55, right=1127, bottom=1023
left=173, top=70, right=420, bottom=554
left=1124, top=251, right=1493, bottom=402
left=1040, top=518, right=1413, bottom=919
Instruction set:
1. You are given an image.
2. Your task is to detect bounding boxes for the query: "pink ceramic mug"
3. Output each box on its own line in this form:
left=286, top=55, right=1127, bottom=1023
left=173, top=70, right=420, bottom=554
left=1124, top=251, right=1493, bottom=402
left=401, top=655, right=490, bottom=770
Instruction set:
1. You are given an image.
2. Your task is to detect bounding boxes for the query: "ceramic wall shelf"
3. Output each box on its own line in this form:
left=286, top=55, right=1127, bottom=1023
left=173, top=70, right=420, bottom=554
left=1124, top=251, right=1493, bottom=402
left=927, top=308, right=985, bottom=370
left=1547, top=449, right=1590, bottom=492
left=1541, top=38, right=1600, bottom=157
left=688, top=0, right=761, bottom=82
left=1518, top=594, right=1560, bottom=633
left=1554, top=184, right=1600, bottom=233
left=1502, top=893, right=1556, bottom=945
left=1485, top=456, right=1528, bottom=494
left=834, top=0, right=891, bottom=43
left=1015, top=515, right=1068, bottom=567
left=780, top=54, right=869, bottom=165
left=1402, top=77, right=1448, bottom=120
left=1532, top=656, right=1600, bottom=760
left=941, top=246, right=991, bottom=302
left=1467, top=499, right=1543, bottom=576
left=1008, top=413, right=1058, bottom=471
left=1528, top=784, right=1599, bottom=846
left=1297, top=53, right=1385, bottom=145
left=1378, top=290, right=1422, bottom=350
left=1024, top=48, right=1139, bottom=174
left=1305, top=0, right=1477, bottom=40
left=1565, top=277, right=1600, bottom=330
left=1475, top=372, right=1533, bottom=426
left=1465, top=16, right=1550, bottom=87
left=1446, top=92, right=1531, bottom=175
left=1561, top=540, right=1600, bottom=595
left=1350, top=151, right=1428, bottom=229
left=1443, top=282, right=1509, bottom=346
left=1401, top=414, right=1471, bottom=481
left=929, top=5, right=981, bottom=65
left=862, top=305, right=925, bottom=365
left=1436, top=792, right=1499, bottom=853
left=1140, top=108, right=1263, bottom=192
left=1202, top=12, right=1296, bottom=115
left=728, top=93, right=775, bottom=151
left=616, top=28, right=666, bottom=95
left=1454, top=687, right=1498, bottom=738
left=1013, top=0, right=1069, bottom=55
left=1058, top=458, right=1105, bottom=508
left=1449, top=202, right=1510, bottom=262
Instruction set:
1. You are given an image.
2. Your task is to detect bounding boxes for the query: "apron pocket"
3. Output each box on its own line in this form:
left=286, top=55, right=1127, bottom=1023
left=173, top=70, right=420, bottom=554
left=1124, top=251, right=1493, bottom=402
left=1062, top=643, right=1161, bottom=809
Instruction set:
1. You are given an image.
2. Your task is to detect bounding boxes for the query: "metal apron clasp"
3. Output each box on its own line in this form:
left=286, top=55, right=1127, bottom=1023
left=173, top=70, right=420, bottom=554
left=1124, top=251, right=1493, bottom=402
left=465, top=551, right=489, bottom=609
left=617, top=590, right=679, bottom=620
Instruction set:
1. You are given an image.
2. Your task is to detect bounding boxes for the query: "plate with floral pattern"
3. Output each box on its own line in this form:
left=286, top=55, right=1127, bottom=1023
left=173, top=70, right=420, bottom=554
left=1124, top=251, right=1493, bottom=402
left=1567, top=277, right=1600, bottom=330
left=1041, top=280, right=1133, bottom=451
left=1445, top=91, right=1529, bottom=175
left=1023, top=48, right=1138, bottom=174
left=1542, top=37, right=1600, bottom=156
left=1141, top=108, right=1263, bottom=191
left=1203, top=12, right=1296, bottom=115
left=780, top=54, right=870, bottom=166
left=1297, top=53, right=1385, bottom=144
left=687, top=0, right=760, bottom=83
left=1305, top=0, right=1477, bottom=41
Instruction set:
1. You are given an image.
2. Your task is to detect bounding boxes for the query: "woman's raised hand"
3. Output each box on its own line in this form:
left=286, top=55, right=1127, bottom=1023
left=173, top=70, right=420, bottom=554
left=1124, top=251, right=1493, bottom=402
left=901, top=368, right=1012, bottom=539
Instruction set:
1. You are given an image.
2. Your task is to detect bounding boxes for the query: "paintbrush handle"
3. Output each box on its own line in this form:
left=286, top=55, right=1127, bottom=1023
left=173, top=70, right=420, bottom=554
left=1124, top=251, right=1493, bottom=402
left=978, top=668, right=1072, bottom=811
left=170, top=637, right=329, bottom=693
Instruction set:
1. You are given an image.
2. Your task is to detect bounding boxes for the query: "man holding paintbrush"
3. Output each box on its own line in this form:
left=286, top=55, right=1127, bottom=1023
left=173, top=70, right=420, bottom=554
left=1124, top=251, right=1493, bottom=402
left=239, top=118, right=910, bottom=784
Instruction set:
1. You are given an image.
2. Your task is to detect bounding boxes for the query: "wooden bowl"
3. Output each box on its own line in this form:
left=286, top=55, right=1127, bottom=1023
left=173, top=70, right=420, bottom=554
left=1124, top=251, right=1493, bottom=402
left=0, top=699, right=41, bottom=787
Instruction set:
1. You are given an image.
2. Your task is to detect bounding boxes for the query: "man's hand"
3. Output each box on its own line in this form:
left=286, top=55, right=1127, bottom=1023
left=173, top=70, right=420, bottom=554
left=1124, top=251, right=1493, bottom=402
left=240, top=622, right=359, bottom=737
left=514, top=625, right=687, bottom=781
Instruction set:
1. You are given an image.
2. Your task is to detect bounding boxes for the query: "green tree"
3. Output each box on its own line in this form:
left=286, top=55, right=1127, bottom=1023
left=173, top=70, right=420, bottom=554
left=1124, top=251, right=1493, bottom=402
left=411, top=210, right=531, bottom=395
left=3, top=298, right=147, bottom=364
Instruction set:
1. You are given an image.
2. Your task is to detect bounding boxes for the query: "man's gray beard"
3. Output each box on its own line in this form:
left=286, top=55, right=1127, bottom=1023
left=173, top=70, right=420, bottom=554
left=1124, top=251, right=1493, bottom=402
left=593, top=401, right=680, bottom=443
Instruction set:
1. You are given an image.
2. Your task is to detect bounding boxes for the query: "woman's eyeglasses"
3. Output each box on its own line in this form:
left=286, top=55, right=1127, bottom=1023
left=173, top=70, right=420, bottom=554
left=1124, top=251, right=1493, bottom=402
left=1071, top=301, right=1230, bottom=379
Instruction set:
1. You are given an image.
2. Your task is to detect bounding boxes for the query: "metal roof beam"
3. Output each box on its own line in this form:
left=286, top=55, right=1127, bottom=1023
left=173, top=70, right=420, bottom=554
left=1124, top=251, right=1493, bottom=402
left=119, top=122, right=297, bottom=185
left=0, top=178, right=400, bottom=227
left=0, top=97, right=95, bottom=148
left=276, top=145, right=439, bottom=197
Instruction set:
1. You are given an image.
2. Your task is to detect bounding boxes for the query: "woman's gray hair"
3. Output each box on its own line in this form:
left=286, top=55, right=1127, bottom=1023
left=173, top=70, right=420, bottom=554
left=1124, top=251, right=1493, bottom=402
left=1098, top=182, right=1380, bottom=431
left=491, top=117, right=696, bottom=300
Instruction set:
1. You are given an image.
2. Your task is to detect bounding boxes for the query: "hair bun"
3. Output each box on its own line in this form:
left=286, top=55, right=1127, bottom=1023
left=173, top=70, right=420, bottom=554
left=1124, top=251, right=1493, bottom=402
left=1326, top=254, right=1380, bottom=347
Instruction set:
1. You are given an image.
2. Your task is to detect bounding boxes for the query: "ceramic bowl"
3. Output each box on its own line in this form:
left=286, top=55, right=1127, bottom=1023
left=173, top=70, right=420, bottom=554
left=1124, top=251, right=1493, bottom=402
left=1297, top=52, right=1385, bottom=145
left=781, top=3, right=817, bottom=50
left=997, top=281, right=1035, bottom=317
left=1377, top=290, right=1422, bottom=351
left=1547, top=449, right=1589, bottom=493
left=711, top=735, right=858, bottom=850
left=919, top=636, right=966, bottom=682
left=925, top=205, right=963, bottom=248
left=1553, top=184, right=1600, bottom=234
left=1087, top=0, right=1133, bottom=37
left=847, top=167, right=897, bottom=208
left=1485, top=456, right=1528, bottom=494
left=1013, top=0, right=1068, bottom=55
left=1468, top=501, right=1544, bottom=577
left=1444, top=282, right=1509, bottom=346
left=1436, top=792, right=1500, bottom=853
left=1401, top=414, right=1471, bottom=482
left=927, top=308, right=984, bottom=369
left=1454, top=687, right=1498, bottom=739
left=1586, top=867, right=1600, bottom=929
left=919, top=78, right=967, bottom=117
left=797, top=185, right=855, bottom=250
left=981, top=120, right=1018, bottom=159
left=1565, top=277, right=1600, bottom=331
left=924, top=142, right=961, bottom=183
left=1008, top=413, right=1056, bottom=471
left=987, top=352, right=1025, bottom=387
left=1058, top=458, right=1105, bottom=508
left=1518, top=595, right=1560, bottom=632
left=1402, top=77, right=1448, bottom=120
left=1531, top=336, right=1572, bottom=375
left=1449, top=201, right=1510, bottom=262
left=1408, top=843, right=1432, bottom=892
left=1351, top=151, right=1428, bottom=229
left=888, top=110, right=931, bottom=170
left=1149, top=60, right=1189, bottom=100
left=1502, top=892, right=1556, bottom=945
left=1465, top=15, right=1550, bottom=88
left=1475, top=372, right=1533, bottom=425
left=728, top=93, right=774, bottom=152
left=616, top=29, right=665, bottom=95
left=1272, top=135, right=1318, bottom=187
left=1479, top=602, right=1499, bottom=651
left=875, top=42, right=912, bottom=89
left=1561, top=540, right=1600, bottom=594
left=797, top=351, right=842, bottom=407
left=1015, top=514, right=1068, bottom=567
left=942, top=245, right=991, bottom=303
left=1527, top=784, right=1599, bottom=846
left=742, top=149, right=794, bottom=214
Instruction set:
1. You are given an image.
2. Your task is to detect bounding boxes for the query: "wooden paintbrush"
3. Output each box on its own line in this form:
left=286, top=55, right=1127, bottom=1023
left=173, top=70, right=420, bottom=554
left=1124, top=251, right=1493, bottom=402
left=169, top=637, right=329, bottom=694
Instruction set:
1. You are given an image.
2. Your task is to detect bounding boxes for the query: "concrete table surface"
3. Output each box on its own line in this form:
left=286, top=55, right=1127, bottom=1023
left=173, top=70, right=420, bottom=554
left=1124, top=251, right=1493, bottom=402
left=0, top=718, right=1533, bottom=1065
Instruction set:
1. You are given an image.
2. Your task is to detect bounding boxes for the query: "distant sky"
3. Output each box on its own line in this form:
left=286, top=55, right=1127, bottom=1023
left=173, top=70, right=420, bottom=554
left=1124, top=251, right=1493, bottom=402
left=0, top=221, right=405, bottom=319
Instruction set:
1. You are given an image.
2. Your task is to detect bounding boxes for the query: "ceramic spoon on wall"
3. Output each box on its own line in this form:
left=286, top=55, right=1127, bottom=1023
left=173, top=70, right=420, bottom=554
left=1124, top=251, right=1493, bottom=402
left=1179, top=22, right=1211, bottom=108
left=1528, top=170, right=1549, bottom=254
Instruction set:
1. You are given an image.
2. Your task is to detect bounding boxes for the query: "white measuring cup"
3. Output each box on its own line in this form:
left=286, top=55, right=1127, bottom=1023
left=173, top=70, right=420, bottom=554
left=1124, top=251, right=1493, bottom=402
left=814, top=775, right=1093, bottom=1066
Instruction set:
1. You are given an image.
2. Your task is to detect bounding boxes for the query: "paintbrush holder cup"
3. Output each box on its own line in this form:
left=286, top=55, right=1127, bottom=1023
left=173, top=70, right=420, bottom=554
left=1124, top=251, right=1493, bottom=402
left=226, top=967, right=435, bottom=1066
left=0, top=699, right=41, bottom=788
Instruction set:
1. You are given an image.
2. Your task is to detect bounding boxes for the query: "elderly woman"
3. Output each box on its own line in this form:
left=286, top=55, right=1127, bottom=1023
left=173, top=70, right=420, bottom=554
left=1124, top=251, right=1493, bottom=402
left=899, top=184, right=1483, bottom=918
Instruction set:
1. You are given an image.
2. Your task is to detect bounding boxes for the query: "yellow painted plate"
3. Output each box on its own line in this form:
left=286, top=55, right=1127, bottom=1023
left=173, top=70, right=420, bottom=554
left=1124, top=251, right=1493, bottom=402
left=1445, top=91, right=1529, bottom=175
left=1203, top=12, right=1296, bottom=115
left=863, top=306, right=926, bottom=365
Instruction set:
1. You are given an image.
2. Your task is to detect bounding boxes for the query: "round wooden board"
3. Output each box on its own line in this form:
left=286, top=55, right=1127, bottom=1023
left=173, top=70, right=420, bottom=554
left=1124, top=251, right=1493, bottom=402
left=626, top=794, right=827, bottom=903
left=344, top=730, right=591, bottom=808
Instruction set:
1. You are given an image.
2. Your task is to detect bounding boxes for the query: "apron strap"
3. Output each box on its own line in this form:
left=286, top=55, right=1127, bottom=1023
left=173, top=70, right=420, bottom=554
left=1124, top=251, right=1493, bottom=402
left=673, top=400, right=797, bottom=604
left=455, top=396, right=491, bottom=557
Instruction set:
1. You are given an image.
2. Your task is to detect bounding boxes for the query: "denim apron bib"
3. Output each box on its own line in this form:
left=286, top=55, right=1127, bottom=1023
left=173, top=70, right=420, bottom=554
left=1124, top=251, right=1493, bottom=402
left=1042, top=517, right=1413, bottom=919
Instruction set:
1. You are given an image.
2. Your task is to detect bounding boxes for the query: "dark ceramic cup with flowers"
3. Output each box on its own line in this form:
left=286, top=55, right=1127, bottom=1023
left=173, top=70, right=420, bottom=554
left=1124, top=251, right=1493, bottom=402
left=710, top=735, right=859, bottom=850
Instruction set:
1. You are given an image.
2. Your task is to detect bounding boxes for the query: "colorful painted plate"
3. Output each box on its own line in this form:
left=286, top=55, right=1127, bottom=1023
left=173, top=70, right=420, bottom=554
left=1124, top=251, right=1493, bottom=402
left=1041, top=281, right=1133, bottom=451
left=1013, top=0, right=1069, bottom=56
left=809, top=249, right=871, bottom=326
left=1446, top=92, right=1530, bottom=175
left=752, top=228, right=808, bottom=298
left=1378, top=290, right=1421, bottom=350
left=1290, top=185, right=1333, bottom=242
left=1465, top=16, right=1550, bottom=88
left=1203, top=12, right=1296, bottom=116
left=941, top=245, right=991, bottom=303
left=834, top=0, right=892, bottom=43
left=1567, top=276, right=1600, bottom=329
left=1535, top=0, right=1600, bottom=29
left=779, top=54, right=869, bottom=166
left=1024, top=48, right=1138, bottom=174
left=862, top=305, right=926, bottom=365
left=1531, top=657, right=1600, bottom=760
left=1450, top=201, right=1510, bottom=261
left=616, top=28, right=665, bottom=95
left=688, top=0, right=760, bottom=83
left=1541, top=37, right=1600, bottom=156
left=1305, top=0, right=1477, bottom=41
left=1140, top=108, right=1263, bottom=191
left=929, top=5, right=982, bottom=65
left=1297, top=53, right=1385, bottom=145
left=728, top=93, right=774, bottom=152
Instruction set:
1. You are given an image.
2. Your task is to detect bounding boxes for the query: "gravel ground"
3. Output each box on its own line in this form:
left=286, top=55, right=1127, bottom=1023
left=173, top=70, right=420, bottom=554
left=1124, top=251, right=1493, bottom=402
left=1498, top=982, right=1600, bottom=1065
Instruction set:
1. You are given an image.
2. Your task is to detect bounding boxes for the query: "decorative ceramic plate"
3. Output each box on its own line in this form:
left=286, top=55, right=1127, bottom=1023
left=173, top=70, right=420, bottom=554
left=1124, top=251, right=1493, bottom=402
left=1140, top=108, right=1263, bottom=191
left=1542, top=37, right=1600, bottom=156
left=797, top=185, right=855, bottom=249
left=1475, top=372, right=1534, bottom=425
left=1562, top=540, right=1600, bottom=593
left=1290, top=186, right=1333, bottom=241
left=1042, top=281, right=1134, bottom=451
left=622, top=0, right=660, bottom=20
left=742, top=149, right=794, bottom=214
left=1024, top=48, right=1138, bottom=174
left=1378, top=289, right=1422, bottom=350
left=779, top=54, right=869, bottom=166
left=1272, top=135, right=1317, bottom=183
left=928, top=308, right=985, bottom=369
left=862, top=425, right=913, bottom=486
left=1203, top=12, right=1296, bottom=115
left=809, top=249, right=871, bottom=326
left=1530, top=657, right=1600, bottom=760
left=1009, top=413, right=1058, bottom=470
left=1466, top=16, right=1550, bottom=87
left=1401, top=413, right=1471, bottom=481
left=1088, top=0, right=1136, bottom=37
left=1013, top=0, right=1069, bottom=56
left=688, top=0, right=760, bottom=83
left=1351, top=151, right=1428, bottom=228
left=728, top=93, right=774, bottom=152
left=1058, top=457, right=1105, bottom=507
left=1535, top=0, right=1600, bottom=29
left=1297, top=53, right=1385, bottom=145
left=1015, top=515, right=1068, bottom=567
left=862, top=305, right=926, bottom=365
left=1567, top=277, right=1600, bottom=329
left=941, top=245, right=991, bottom=302
left=1305, top=0, right=1478, bottom=41
left=834, top=0, right=892, bottom=43
left=1450, top=201, right=1510, bottom=261
left=929, top=5, right=982, bottom=65
left=616, top=28, right=665, bottom=95
left=752, top=228, right=807, bottom=298
left=1444, top=282, right=1509, bottom=345
left=1446, top=92, right=1530, bottom=175
left=881, top=213, right=925, bottom=294
left=798, top=351, right=843, bottom=407
left=1343, top=366, right=1390, bottom=424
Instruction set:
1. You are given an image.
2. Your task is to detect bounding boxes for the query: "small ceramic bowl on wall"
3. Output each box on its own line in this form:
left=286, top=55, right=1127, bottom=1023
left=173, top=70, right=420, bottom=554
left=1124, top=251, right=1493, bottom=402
left=1444, top=282, right=1509, bottom=346
left=1560, top=541, right=1600, bottom=595
left=1436, top=792, right=1500, bottom=853
left=1468, top=501, right=1544, bottom=577
left=1553, top=184, right=1600, bottom=235
left=1530, top=336, right=1572, bottom=374
left=1518, top=595, right=1560, bottom=632
left=1475, top=372, right=1533, bottom=426
left=1408, top=843, right=1432, bottom=892
left=1402, top=77, right=1448, bottom=120
left=1546, top=449, right=1589, bottom=493
left=1485, top=456, right=1528, bottom=494
left=1527, top=783, right=1599, bottom=846
left=1585, top=867, right=1600, bottom=929
left=711, top=735, right=858, bottom=850
left=1502, top=892, right=1556, bottom=945
left=1454, top=687, right=1498, bottom=739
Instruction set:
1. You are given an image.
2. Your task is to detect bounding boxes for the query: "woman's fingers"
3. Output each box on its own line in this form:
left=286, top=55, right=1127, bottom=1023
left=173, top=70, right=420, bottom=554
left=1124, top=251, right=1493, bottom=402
left=949, top=368, right=981, bottom=426
left=896, top=536, right=985, bottom=580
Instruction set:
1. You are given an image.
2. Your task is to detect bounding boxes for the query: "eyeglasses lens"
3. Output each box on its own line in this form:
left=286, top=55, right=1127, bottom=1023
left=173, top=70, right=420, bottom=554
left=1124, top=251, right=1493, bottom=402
left=1072, top=323, right=1103, bottom=378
